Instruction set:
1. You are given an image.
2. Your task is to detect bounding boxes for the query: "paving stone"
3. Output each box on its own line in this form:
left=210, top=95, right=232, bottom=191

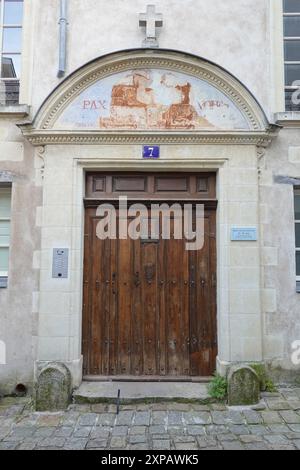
left=222, top=441, right=245, bottom=450
left=129, top=444, right=149, bottom=450
left=293, top=440, right=300, bottom=450
left=251, top=403, right=266, bottom=411
left=54, top=427, right=74, bottom=438
left=37, top=414, right=62, bottom=427
left=0, top=427, right=12, bottom=440
left=61, top=412, right=80, bottom=427
left=78, top=413, right=98, bottom=427
left=173, top=436, right=196, bottom=443
left=129, top=435, right=147, bottom=444
left=211, top=404, right=227, bottom=411
left=268, top=424, right=290, bottom=434
left=206, top=425, right=228, bottom=435
left=229, top=425, right=250, bottom=435
left=33, top=427, right=55, bottom=438
left=149, top=425, right=166, bottom=434
left=110, top=437, right=127, bottom=448
left=187, top=425, right=206, bottom=436
left=4, top=427, right=35, bottom=441
left=90, top=427, right=111, bottom=439
left=249, top=425, right=271, bottom=436
left=175, top=442, right=198, bottom=450
left=261, top=411, right=282, bottom=424
left=196, top=436, right=218, bottom=448
left=153, top=439, right=171, bottom=450
left=184, top=411, right=211, bottom=425
left=243, top=410, right=263, bottom=425
left=192, top=405, right=210, bottom=412
left=97, top=413, right=115, bottom=426
left=86, top=439, right=108, bottom=449
left=90, top=404, right=108, bottom=413
left=279, top=410, right=300, bottom=424
left=134, top=411, right=151, bottom=426
left=130, top=426, right=147, bottom=435
left=73, top=426, right=92, bottom=438
left=151, top=411, right=168, bottom=425
left=264, top=434, right=289, bottom=446
left=289, top=401, right=300, bottom=411
left=288, top=424, right=300, bottom=433
left=39, top=437, right=66, bottom=448
left=168, top=411, right=183, bottom=425
left=281, top=390, right=299, bottom=401
left=240, top=435, right=263, bottom=444
left=112, top=426, right=128, bottom=436
left=217, top=434, right=237, bottom=442
left=116, top=411, right=134, bottom=426
left=168, top=403, right=190, bottom=412
left=244, top=442, right=270, bottom=451
left=211, top=411, right=226, bottom=425
left=266, top=400, right=292, bottom=411
left=64, top=438, right=88, bottom=450
left=0, top=442, right=19, bottom=450
left=167, top=426, right=185, bottom=436
left=17, top=443, right=36, bottom=450
left=227, top=411, right=245, bottom=425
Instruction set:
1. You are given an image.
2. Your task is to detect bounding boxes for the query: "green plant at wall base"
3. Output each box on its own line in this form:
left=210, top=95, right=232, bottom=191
left=208, top=373, right=228, bottom=401
left=250, top=364, right=278, bottom=393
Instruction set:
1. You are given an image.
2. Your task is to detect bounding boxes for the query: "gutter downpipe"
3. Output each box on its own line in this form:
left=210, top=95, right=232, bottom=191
left=57, top=0, right=68, bottom=78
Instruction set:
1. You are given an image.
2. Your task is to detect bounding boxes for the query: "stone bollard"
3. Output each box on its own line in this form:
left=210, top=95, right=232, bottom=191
left=35, top=362, right=72, bottom=412
left=228, top=365, right=260, bottom=406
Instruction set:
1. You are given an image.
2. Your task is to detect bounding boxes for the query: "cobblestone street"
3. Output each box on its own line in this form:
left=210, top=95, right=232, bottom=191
left=0, top=388, right=300, bottom=451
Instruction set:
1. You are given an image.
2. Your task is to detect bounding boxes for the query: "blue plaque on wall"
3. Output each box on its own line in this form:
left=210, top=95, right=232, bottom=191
left=231, top=227, right=258, bottom=242
left=143, top=146, right=160, bottom=159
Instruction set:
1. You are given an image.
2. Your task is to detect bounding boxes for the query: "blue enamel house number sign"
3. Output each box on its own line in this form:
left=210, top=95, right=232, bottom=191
left=143, top=146, right=160, bottom=159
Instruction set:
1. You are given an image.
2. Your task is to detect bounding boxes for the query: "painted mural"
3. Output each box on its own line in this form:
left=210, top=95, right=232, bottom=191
left=55, top=69, right=250, bottom=131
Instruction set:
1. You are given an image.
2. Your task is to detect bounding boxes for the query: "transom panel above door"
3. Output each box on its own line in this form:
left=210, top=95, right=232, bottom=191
left=83, top=172, right=217, bottom=379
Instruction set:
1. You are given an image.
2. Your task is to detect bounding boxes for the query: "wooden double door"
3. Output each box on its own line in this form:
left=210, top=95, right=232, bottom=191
left=83, top=172, right=217, bottom=378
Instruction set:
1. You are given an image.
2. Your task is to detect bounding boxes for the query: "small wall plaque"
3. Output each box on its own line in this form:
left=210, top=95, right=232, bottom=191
left=52, top=248, right=69, bottom=279
left=143, top=146, right=160, bottom=159
left=231, top=227, right=258, bottom=242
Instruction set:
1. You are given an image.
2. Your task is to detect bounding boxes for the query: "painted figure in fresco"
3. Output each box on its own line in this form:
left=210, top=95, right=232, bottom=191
left=100, top=70, right=214, bottom=130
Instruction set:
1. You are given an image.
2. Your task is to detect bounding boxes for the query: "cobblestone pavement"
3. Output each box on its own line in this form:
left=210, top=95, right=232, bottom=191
left=0, top=388, right=300, bottom=450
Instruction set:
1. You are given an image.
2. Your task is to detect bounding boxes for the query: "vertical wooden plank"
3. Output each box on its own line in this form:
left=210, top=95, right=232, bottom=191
left=158, top=236, right=167, bottom=376
left=109, top=236, right=118, bottom=376
left=141, top=240, right=158, bottom=375
left=131, top=233, right=143, bottom=376
left=117, top=220, right=132, bottom=375
left=82, top=209, right=92, bottom=376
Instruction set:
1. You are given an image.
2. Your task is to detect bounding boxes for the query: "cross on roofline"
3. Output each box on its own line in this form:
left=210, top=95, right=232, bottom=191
left=139, top=4, right=163, bottom=48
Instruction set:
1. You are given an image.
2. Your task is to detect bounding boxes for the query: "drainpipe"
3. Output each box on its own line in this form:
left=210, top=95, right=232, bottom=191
left=57, top=0, right=68, bottom=78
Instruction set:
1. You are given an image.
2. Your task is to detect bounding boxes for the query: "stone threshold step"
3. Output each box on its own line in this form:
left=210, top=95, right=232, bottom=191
left=73, top=381, right=211, bottom=405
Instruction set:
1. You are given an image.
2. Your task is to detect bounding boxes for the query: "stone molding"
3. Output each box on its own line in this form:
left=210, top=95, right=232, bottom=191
left=18, top=50, right=278, bottom=146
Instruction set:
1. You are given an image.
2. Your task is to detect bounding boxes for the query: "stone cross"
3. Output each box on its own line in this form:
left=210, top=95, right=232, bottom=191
left=139, top=5, right=163, bottom=48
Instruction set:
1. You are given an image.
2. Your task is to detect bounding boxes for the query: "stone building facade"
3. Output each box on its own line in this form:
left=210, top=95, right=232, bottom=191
left=0, top=0, right=300, bottom=395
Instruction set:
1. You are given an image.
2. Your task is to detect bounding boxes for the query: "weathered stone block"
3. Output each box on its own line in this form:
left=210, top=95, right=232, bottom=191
left=35, top=363, right=72, bottom=412
left=228, top=366, right=260, bottom=406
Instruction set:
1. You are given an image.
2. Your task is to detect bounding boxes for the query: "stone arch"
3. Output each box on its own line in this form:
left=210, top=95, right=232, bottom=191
left=20, top=49, right=277, bottom=146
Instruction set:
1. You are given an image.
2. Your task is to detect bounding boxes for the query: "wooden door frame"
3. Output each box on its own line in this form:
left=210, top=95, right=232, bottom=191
left=82, top=171, right=218, bottom=381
